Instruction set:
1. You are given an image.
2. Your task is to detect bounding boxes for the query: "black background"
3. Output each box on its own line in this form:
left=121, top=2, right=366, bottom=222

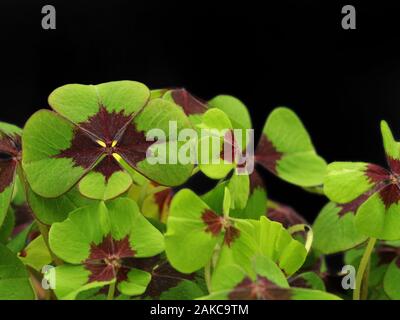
left=2, top=0, right=400, bottom=222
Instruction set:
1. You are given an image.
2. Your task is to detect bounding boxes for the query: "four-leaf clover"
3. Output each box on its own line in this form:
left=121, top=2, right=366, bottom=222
left=22, top=81, right=193, bottom=201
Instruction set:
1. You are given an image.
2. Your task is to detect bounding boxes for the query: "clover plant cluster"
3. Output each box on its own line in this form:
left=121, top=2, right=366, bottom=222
left=0, top=80, right=398, bottom=300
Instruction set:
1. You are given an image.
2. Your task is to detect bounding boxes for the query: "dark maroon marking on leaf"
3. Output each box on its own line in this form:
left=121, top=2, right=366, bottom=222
left=84, top=234, right=136, bottom=283
left=255, top=135, right=282, bottom=175
left=363, top=163, right=400, bottom=209
left=56, top=127, right=104, bottom=169
left=267, top=202, right=307, bottom=228
left=114, top=122, right=154, bottom=167
left=202, top=210, right=224, bottom=236
left=223, top=225, right=240, bottom=247
left=0, top=158, right=16, bottom=193
left=79, top=106, right=134, bottom=143
left=338, top=193, right=370, bottom=217
left=170, top=89, right=208, bottom=115
left=365, top=163, right=391, bottom=184
left=376, top=245, right=400, bottom=266
left=249, top=171, right=265, bottom=193
left=220, top=130, right=234, bottom=163
left=289, top=276, right=312, bottom=289
left=19, top=249, right=27, bottom=258
left=152, top=184, right=173, bottom=214
left=0, top=133, right=21, bottom=193
left=0, top=133, right=21, bottom=157
left=228, top=276, right=291, bottom=300
left=378, top=184, right=400, bottom=209
left=56, top=106, right=155, bottom=181
left=220, top=130, right=249, bottom=170
left=145, top=260, right=195, bottom=298
left=11, top=204, right=34, bottom=237
left=202, top=209, right=240, bottom=246
left=387, top=157, right=400, bottom=175
left=115, top=255, right=197, bottom=299
left=220, top=130, right=243, bottom=165
left=338, top=171, right=400, bottom=216
left=93, top=156, right=123, bottom=181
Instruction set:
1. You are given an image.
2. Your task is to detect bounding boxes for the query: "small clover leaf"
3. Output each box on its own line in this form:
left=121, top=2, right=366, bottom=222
left=165, top=189, right=242, bottom=273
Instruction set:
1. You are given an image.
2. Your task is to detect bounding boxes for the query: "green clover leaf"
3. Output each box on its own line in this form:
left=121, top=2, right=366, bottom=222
left=313, top=202, right=368, bottom=254
left=324, top=120, right=400, bottom=240
left=165, top=188, right=242, bottom=273
left=48, top=197, right=164, bottom=299
left=255, top=107, right=327, bottom=187
left=383, top=258, right=400, bottom=299
left=22, top=81, right=193, bottom=200
left=199, top=255, right=340, bottom=300
left=216, top=216, right=308, bottom=276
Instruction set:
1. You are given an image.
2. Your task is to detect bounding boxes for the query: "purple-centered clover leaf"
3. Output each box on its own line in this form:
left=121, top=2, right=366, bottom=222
left=165, top=189, right=242, bottom=274
left=324, top=120, right=400, bottom=240
left=255, top=107, right=327, bottom=187
left=22, top=81, right=193, bottom=201
left=199, top=255, right=340, bottom=300
left=48, top=198, right=164, bottom=300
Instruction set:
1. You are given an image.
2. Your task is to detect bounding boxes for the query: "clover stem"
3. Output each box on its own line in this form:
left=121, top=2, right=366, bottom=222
left=204, top=242, right=223, bottom=294
left=137, top=181, right=150, bottom=210
left=107, top=282, right=116, bottom=300
left=204, top=260, right=212, bottom=294
left=353, top=237, right=376, bottom=300
left=361, top=261, right=371, bottom=300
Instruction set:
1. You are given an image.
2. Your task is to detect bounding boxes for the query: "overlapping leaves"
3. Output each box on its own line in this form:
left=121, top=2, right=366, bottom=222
left=165, top=187, right=307, bottom=277
left=324, top=121, right=400, bottom=240
left=22, top=81, right=193, bottom=201
left=48, top=198, right=164, bottom=299
left=200, top=255, right=340, bottom=300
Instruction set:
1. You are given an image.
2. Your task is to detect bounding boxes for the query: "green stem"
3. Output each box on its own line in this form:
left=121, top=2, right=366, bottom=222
left=204, top=242, right=223, bottom=294
left=361, top=260, right=371, bottom=300
left=107, top=282, right=116, bottom=300
left=204, top=261, right=212, bottom=294
left=353, top=237, right=376, bottom=300
left=137, top=181, right=150, bottom=210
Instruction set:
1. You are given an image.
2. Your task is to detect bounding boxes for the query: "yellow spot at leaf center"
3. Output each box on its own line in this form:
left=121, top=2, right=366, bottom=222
left=96, top=140, right=106, bottom=148
left=113, top=153, right=122, bottom=162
